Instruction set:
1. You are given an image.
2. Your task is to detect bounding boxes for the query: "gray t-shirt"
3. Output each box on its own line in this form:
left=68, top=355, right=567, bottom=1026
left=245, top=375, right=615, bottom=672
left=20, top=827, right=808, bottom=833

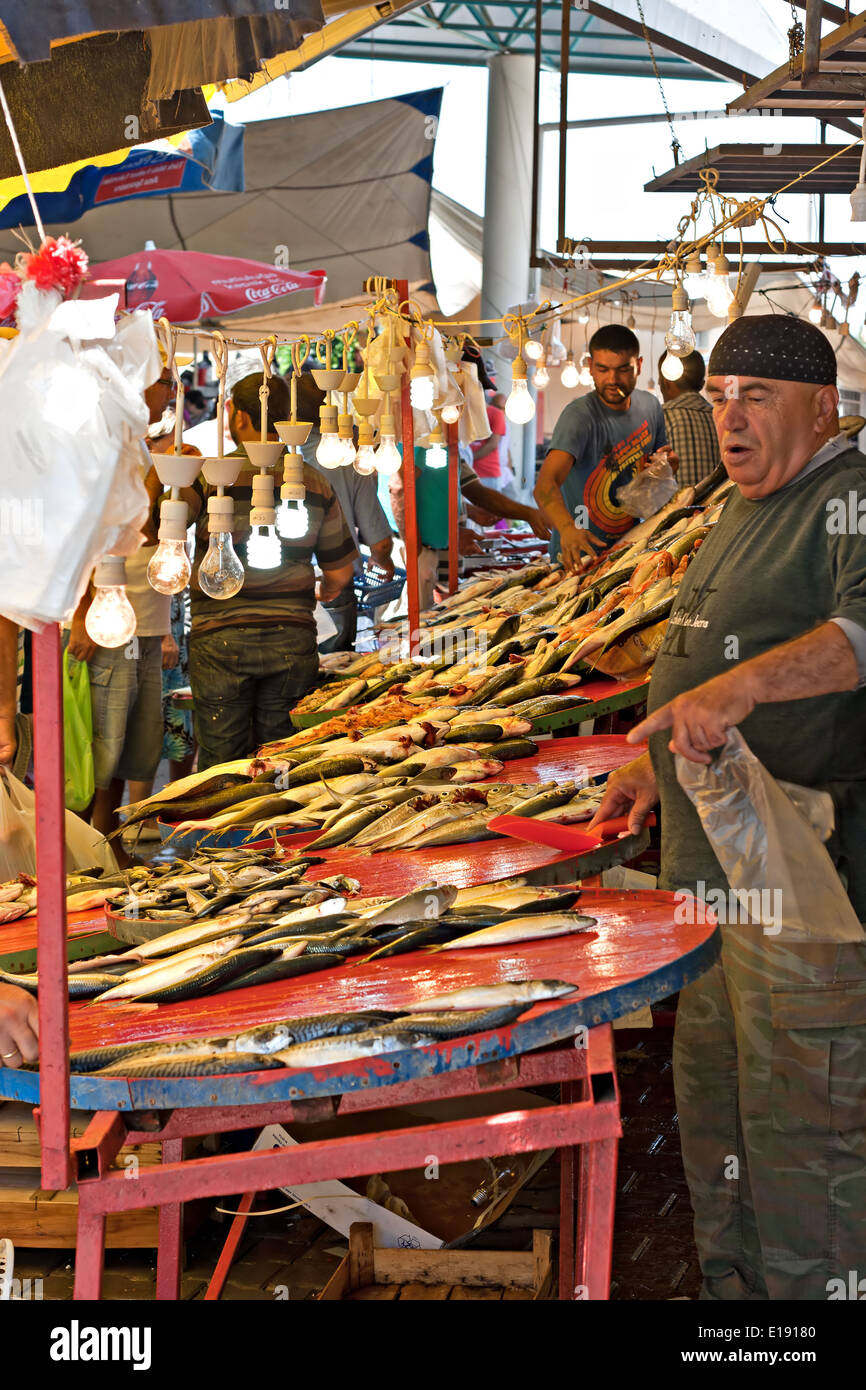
left=304, top=433, right=393, bottom=560
left=648, top=445, right=866, bottom=918
left=547, top=388, right=666, bottom=554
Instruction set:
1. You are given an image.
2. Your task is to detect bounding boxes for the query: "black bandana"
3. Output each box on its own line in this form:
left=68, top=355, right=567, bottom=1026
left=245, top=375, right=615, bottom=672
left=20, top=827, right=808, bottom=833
left=707, top=314, right=837, bottom=386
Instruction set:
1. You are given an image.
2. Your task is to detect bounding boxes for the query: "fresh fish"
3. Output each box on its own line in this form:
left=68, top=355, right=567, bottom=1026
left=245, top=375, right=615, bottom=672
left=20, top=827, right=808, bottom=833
left=507, top=785, right=583, bottom=818
left=0, top=968, right=120, bottom=999
left=497, top=675, right=585, bottom=707
left=357, top=883, right=458, bottom=926
left=429, top=759, right=504, bottom=784
left=401, top=810, right=496, bottom=849
left=380, top=1005, right=524, bottom=1037
left=452, top=887, right=582, bottom=915
left=354, top=923, right=457, bottom=962
left=233, top=1011, right=396, bottom=1054
left=308, top=804, right=389, bottom=849
left=274, top=1029, right=435, bottom=1069
left=427, top=913, right=596, bottom=951
left=319, top=677, right=368, bottom=711
left=361, top=802, right=472, bottom=851
left=451, top=878, right=528, bottom=908
left=126, top=913, right=255, bottom=961
left=274, top=897, right=346, bottom=927
left=304, top=935, right=380, bottom=956
left=444, top=723, right=503, bottom=744
left=113, top=947, right=281, bottom=1004
left=348, top=795, right=439, bottom=847
left=93, top=951, right=238, bottom=1002
left=404, top=980, right=580, bottom=1011
left=216, top=952, right=344, bottom=992
left=95, top=1052, right=287, bottom=1078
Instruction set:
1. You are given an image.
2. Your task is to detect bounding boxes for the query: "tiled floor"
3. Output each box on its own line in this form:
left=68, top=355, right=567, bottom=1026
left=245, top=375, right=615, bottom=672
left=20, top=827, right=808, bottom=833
left=11, top=1018, right=701, bottom=1301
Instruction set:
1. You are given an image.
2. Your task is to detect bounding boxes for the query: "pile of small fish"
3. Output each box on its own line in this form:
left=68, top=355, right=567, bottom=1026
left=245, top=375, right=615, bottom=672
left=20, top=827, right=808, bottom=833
left=0, top=867, right=139, bottom=924
left=59, top=979, right=580, bottom=1077
left=268, top=471, right=732, bottom=756
left=0, top=876, right=596, bottom=1007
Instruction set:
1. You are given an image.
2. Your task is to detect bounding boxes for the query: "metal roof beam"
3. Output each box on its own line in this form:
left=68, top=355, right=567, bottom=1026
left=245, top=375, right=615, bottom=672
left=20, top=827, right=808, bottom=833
left=581, top=0, right=762, bottom=86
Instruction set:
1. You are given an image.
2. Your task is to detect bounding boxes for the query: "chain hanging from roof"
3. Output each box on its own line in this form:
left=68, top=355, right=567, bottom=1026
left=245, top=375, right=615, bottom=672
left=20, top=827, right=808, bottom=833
left=635, top=0, right=682, bottom=166
left=787, top=2, right=805, bottom=77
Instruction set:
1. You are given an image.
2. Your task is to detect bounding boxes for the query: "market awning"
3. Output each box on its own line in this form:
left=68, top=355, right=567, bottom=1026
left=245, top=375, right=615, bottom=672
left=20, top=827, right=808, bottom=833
left=6, top=90, right=443, bottom=311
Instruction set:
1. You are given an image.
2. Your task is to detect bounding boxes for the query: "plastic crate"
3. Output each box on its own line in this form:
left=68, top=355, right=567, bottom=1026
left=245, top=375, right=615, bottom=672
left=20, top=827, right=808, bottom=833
left=354, top=566, right=406, bottom=617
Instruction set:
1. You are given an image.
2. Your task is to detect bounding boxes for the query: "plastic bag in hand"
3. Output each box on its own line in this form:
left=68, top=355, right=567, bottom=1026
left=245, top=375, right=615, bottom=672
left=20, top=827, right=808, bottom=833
left=618, top=452, right=679, bottom=519
left=676, top=727, right=863, bottom=942
left=0, top=770, right=117, bottom=880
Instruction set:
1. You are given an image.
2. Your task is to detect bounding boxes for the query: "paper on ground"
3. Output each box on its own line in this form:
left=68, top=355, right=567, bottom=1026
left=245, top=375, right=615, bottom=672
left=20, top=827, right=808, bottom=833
left=252, top=1124, right=443, bottom=1251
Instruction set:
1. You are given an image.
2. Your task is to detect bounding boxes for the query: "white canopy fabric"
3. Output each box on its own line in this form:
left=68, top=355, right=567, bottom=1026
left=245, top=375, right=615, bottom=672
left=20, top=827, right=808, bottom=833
left=7, top=89, right=443, bottom=316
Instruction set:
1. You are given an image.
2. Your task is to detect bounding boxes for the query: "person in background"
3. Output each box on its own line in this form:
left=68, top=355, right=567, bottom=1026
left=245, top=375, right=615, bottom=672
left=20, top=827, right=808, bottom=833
left=0, top=616, right=18, bottom=770
left=658, top=349, right=722, bottom=488
left=471, top=390, right=506, bottom=490
left=68, top=359, right=175, bottom=865
left=296, top=374, right=395, bottom=652
left=534, top=323, right=670, bottom=572
left=174, top=369, right=357, bottom=769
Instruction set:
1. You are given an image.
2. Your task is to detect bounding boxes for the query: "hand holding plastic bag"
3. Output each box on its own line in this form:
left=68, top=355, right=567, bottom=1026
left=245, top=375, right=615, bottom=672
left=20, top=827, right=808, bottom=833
left=618, top=450, right=679, bottom=519
left=676, top=727, right=863, bottom=942
left=0, top=770, right=116, bottom=880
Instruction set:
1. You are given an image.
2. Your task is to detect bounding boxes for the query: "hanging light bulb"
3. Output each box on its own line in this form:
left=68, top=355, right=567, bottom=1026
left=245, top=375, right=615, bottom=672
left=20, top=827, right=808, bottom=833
left=665, top=285, right=696, bottom=356
left=440, top=401, right=462, bottom=425
left=337, top=410, right=356, bottom=467
left=277, top=450, right=309, bottom=539
left=354, top=420, right=377, bottom=475
left=316, top=402, right=343, bottom=468
left=147, top=499, right=191, bottom=596
left=682, top=250, right=706, bottom=301
left=425, top=421, right=448, bottom=468
left=534, top=356, right=550, bottom=391
left=246, top=471, right=281, bottom=570
left=85, top=556, right=137, bottom=648
left=198, top=495, right=244, bottom=599
left=375, top=410, right=402, bottom=476
left=808, top=299, right=823, bottom=325
left=577, top=309, right=590, bottom=324
left=409, top=340, right=436, bottom=410
left=661, top=353, right=685, bottom=382
left=561, top=358, right=579, bottom=390
left=524, top=336, right=543, bottom=361
left=578, top=353, right=593, bottom=388
left=505, top=356, right=536, bottom=424
left=705, top=252, right=734, bottom=319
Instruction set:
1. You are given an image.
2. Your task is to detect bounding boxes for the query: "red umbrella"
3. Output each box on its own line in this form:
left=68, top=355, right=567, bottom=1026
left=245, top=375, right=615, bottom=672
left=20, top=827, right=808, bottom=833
left=81, top=248, right=327, bottom=321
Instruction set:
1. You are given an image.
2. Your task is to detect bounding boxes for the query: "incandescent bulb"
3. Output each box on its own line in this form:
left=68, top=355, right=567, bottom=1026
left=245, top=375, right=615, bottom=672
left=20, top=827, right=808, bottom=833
left=85, top=583, right=137, bottom=649
left=316, top=433, right=344, bottom=469
left=426, top=442, right=447, bottom=469
left=578, top=364, right=593, bottom=387
left=198, top=533, right=244, bottom=600
left=661, top=353, right=685, bottom=381
left=410, top=374, right=436, bottom=411
left=524, top=337, right=543, bottom=361
left=561, top=359, right=579, bottom=390
left=534, top=363, right=550, bottom=390
left=354, top=444, right=377, bottom=475
left=577, top=310, right=590, bottom=324
left=440, top=402, right=461, bottom=424
left=339, top=436, right=357, bottom=467
left=683, top=271, right=705, bottom=301
left=277, top=500, right=308, bottom=539
left=664, top=310, right=696, bottom=356
left=808, top=301, right=823, bottom=324
left=146, top=538, right=191, bottom=596
left=505, top=378, right=536, bottom=424
left=375, top=435, right=402, bottom=476
left=247, top=525, right=281, bottom=570
left=706, top=270, right=734, bottom=319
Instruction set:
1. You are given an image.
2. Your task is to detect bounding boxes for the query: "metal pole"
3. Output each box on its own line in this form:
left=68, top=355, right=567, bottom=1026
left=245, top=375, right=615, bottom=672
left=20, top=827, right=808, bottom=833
left=557, top=0, right=571, bottom=252
left=530, top=0, right=543, bottom=267
left=396, top=278, right=420, bottom=653
left=447, top=420, right=460, bottom=595
left=32, top=624, right=71, bottom=1192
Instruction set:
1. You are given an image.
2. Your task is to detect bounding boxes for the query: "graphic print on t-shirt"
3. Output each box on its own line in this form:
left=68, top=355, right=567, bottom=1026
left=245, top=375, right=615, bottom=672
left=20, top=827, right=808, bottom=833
left=659, top=576, right=717, bottom=660
left=583, top=420, right=652, bottom=537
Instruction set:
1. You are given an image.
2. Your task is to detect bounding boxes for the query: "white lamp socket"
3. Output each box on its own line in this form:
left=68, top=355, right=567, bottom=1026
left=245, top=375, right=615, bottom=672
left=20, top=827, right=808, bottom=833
left=93, top=555, right=127, bottom=587
left=852, top=183, right=866, bottom=222
left=156, top=497, right=189, bottom=543
left=207, top=494, right=235, bottom=535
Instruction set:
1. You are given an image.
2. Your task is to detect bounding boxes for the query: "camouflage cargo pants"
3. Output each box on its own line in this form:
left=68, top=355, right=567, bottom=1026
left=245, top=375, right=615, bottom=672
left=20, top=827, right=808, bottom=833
left=674, top=923, right=866, bottom=1300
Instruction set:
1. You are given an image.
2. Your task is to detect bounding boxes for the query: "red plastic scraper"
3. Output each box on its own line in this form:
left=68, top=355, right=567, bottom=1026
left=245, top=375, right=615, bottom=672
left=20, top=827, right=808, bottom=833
left=486, top=812, right=656, bottom=854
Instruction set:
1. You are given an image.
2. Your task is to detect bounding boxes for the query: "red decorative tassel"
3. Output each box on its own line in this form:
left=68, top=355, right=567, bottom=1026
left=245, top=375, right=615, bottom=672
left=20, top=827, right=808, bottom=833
left=21, top=235, right=89, bottom=297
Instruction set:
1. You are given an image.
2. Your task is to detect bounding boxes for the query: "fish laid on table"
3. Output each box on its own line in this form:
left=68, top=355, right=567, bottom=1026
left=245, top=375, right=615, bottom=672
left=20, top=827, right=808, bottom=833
left=401, top=980, right=580, bottom=1011
left=0, top=968, right=125, bottom=999
left=273, top=1029, right=437, bottom=1070
left=377, top=1005, right=524, bottom=1037
left=355, top=884, right=458, bottom=926
left=95, top=1052, right=288, bottom=1078
left=233, top=1011, right=397, bottom=1054
left=426, top=912, right=597, bottom=952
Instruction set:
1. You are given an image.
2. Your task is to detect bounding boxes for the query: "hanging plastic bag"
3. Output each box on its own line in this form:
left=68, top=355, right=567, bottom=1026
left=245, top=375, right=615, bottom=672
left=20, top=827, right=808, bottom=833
left=676, top=728, right=864, bottom=942
left=62, top=650, right=94, bottom=813
left=0, top=770, right=116, bottom=880
left=618, top=450, right=678, bottom=519
left=314, top=603, right=338, bottom=645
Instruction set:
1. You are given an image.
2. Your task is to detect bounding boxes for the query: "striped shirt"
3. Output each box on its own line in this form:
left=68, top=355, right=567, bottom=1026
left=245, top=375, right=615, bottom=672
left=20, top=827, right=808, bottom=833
left=662, top=391, right=721, bottom=489
left=189, top=448, right=357, bottom=635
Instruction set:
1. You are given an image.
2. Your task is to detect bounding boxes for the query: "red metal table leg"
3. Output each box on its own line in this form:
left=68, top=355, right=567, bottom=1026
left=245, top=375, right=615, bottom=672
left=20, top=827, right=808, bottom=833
left=205, top=1191, right=256, bottom=1301
left=156, top=1137, right=184, bottom=1300
left=575, top=1025, right=619, bottom=1300
left=73, top=1203, right=107, bottom=1300
left=558, top=1078, right=579, bottom=1300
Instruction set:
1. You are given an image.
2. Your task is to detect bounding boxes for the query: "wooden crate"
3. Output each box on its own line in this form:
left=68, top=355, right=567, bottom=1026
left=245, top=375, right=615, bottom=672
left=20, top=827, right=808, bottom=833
left=319, top=1223, right=554, bottom=1301
left=0, top=1103, right=161, bottom=1169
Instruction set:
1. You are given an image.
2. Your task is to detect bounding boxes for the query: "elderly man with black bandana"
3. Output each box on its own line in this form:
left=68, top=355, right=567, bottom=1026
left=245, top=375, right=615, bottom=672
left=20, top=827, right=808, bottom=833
left=589, top=315, right=866, bottom=1300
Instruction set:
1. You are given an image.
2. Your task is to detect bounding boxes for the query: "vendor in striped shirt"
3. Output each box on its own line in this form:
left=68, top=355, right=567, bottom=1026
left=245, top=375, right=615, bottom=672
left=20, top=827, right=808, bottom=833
left=178, top=370, right=357, bottom=769
left=658, top=349, right=722, bottom=489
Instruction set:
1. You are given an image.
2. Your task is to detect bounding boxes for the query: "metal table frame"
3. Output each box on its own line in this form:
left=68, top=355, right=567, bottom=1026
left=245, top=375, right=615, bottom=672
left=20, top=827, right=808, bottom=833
left=66, top=1025, right=620, bottom=1302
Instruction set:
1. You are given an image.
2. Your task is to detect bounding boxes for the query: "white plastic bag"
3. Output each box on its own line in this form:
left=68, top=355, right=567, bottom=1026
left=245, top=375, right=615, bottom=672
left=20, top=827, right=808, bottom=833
left=618, top=451, right=678, bottom=519
left=676, top=728, right=864, bottom=942
left=0, top=770, right=117, bottom=879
